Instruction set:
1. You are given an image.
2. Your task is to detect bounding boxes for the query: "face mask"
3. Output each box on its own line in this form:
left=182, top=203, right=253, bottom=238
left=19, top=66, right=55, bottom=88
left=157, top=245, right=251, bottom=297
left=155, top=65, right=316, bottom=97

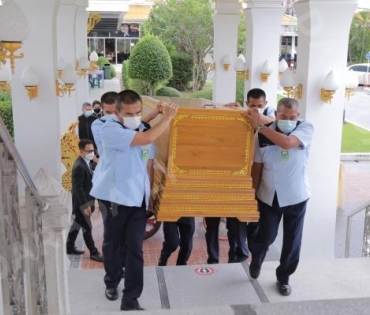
left=84, top=110, right=93, bottom=117
left=124, top=116, right=142, bottom=130
left=94, top=108, right=101, bottom=114
left=85, top=152, right=94, bottom=161
left=277, top=120, right=297, bottom=134
left=258, top=108, right=265, bottom=115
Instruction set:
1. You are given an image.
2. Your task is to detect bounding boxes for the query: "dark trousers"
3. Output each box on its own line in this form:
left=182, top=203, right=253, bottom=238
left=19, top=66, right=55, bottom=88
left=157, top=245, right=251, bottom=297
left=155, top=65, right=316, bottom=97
left=66, top=206, right=98, bottom=255
left=205, top=217, right=249, bottom=264
left=249, top=196, right=308, bottom=285
left=99, top=200, right=125, bottom=269
left=158, top=217, right=195, bottom=266
left=100, top=200, right=146, bottom=306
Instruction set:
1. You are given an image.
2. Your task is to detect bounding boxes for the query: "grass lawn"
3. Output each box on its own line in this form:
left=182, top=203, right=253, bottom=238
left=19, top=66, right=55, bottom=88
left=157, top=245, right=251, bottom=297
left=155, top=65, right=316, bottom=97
left=341, top=123, right=370, bottom=153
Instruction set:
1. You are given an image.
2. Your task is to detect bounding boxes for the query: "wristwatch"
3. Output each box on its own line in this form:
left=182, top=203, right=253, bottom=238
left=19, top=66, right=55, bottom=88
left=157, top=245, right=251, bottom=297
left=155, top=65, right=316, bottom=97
left=257, top=123, right=265, bottom=132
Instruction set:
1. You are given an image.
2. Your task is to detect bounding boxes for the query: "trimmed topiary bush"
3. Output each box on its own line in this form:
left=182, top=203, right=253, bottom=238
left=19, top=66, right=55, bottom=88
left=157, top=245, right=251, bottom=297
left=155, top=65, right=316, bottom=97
left=128, top=35, right=172, bottom=96
left=167, top=52, right=193, bottom=91
left=156, top=86, right=181, bottom=97
left=97, top=56, right=116, bottom=79
left=0, top=92, right=13, bottom=138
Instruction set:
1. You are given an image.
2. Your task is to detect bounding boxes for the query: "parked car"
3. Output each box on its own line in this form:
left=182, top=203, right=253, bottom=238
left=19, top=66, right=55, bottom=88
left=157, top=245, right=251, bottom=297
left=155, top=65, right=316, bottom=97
left=347, top=63, right=370, bottom=86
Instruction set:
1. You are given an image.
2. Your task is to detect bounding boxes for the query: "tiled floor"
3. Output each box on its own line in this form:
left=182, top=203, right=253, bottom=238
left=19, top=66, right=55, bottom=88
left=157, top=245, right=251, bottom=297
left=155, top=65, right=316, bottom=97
left=68, top=161, right=370, bottom=269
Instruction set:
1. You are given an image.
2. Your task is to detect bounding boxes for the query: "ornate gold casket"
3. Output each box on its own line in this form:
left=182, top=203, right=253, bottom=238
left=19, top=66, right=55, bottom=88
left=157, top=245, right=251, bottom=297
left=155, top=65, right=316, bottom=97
left=142, top=97, right=258, bottom=222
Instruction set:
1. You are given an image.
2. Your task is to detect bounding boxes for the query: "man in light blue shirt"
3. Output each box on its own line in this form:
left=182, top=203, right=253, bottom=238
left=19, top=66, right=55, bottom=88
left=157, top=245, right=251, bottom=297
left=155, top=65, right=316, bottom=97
left=90, top=90, right=178, bottom=311
left=92, top=91, right=163, bottom=158
left=91, top=92, right=118, bottom=157
left=246, top=98, right=314, bottom=297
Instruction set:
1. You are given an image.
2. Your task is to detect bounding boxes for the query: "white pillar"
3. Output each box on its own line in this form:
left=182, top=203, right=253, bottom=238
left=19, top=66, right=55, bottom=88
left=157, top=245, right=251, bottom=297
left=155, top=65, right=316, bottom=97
left=294, top=0, right=358, bottom=258
left=212, top=0, right=240, bottom=104
left=244, top=1, right=285, bottom=106
left=57, top=1, right=79, bottom=135
left=75, top=0, right=89, bottom=113
left=12, top=0, right=62, bottom=181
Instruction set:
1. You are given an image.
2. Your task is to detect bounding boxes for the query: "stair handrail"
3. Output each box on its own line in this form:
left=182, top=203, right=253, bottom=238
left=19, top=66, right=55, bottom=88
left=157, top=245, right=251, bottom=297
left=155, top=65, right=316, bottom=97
left=344, top=200, right=370, bottom=258
left=0, top=117, right=48, bottom=211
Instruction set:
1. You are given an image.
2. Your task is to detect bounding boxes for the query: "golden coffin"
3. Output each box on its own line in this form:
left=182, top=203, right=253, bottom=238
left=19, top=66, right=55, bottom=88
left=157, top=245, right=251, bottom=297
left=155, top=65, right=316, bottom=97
left=142, top=97, right=258, bottom=222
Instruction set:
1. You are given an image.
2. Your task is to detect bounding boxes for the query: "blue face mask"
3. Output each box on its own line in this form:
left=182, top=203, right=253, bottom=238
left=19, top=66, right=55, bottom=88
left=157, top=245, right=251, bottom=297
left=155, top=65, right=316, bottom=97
left=84, top=110, right=93, bottom=117
left=277, top=120, right=297, bottom=134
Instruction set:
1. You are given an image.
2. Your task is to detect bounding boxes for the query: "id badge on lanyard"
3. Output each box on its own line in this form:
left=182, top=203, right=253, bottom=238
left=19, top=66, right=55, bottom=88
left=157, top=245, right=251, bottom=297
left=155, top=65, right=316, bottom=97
left=141, top=145, right=150, bottom=162
left=280, top=149, right=289, bottom=162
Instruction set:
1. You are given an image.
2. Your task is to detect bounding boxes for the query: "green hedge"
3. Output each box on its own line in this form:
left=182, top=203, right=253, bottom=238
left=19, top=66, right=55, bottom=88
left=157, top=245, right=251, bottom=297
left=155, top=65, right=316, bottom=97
left=156, top=86, right=181, bottom=97
left=122, top=61, right=132, bottom=89
left=0, top=92, right=13, bottom=138
left=191, top=89, right=212, bottom=100
left=188, top=77, right=245, bottom=104
left=167, top=52, right=193, bottom=91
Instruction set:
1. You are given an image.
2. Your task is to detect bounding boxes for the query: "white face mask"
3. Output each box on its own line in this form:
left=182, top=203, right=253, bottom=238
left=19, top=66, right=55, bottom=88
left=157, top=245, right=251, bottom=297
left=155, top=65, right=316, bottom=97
left=258, top=108, right=265, bottom=115
left=85, top=152, right=94, bottom=161
left=277, top=120, right=297, bottom=134
left=124, top=116, right=142, bottom=130
left=84, top=110, right=93, bottom=117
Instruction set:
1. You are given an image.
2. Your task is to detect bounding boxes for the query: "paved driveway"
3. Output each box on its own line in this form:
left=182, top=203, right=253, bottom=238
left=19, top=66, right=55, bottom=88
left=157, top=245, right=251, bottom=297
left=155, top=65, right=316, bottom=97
left=345, top=88, right=370, bottom=130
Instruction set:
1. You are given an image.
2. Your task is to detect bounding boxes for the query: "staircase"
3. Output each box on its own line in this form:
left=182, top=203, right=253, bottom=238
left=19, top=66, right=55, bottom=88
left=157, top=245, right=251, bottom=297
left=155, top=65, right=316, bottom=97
left=0, top=118, right=49, bottom=314
left=69, top=258, right=370, bottom=315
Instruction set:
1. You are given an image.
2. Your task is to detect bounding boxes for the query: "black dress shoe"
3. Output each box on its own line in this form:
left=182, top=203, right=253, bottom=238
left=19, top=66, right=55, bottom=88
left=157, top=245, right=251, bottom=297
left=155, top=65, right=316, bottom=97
left=120, top=302, right=144, bottom=311
left=105, top=288, right=118, bottom=301
left=90, top=253, right=104, bottom=262
left=66, top=247, right=85, bottom=255
left=249, top=265, right=261, bottom=279
left=276, top=281, right=292, bottom=296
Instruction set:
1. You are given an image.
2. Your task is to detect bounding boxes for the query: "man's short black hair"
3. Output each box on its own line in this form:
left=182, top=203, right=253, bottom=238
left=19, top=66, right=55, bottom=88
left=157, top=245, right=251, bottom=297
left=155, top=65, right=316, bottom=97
left=78, top=139, right=94, bottom=150
left=247, top=88, right=266, bottom=101
left=92, top=100, right=101, bottom=106
left=101, top=92, right=118, bottom=106
left=116, top=89, right=142, bottom=111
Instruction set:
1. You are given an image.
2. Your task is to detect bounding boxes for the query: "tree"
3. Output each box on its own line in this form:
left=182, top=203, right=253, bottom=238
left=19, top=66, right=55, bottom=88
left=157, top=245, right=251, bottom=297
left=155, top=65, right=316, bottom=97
left=128, top=35, right=172, bottom=96
left=348, top=11, right=370, bottom=64
left=238, top=12, right=247, bottom=55
left=144, top=0, right=213, bottom=92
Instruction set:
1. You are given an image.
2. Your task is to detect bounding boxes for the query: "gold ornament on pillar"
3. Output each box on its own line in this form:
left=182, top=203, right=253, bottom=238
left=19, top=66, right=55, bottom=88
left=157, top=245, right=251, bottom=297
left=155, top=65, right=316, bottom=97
left=344, top=70, right=359, bottom=101
left=260, top=60, right=273, bottom=83
left=321, top=71, right=339, bottom=104
left=56, top=64, right=77, bottom=97
left=0, top=0, right=29, bottom=74
left=234, top=54, right=249, bottom=80
left=76, top=56, right=90, bottom=79
left=222, top=55, right=231, bottom=71
left=89, top=51, right=99, bottom=71
left=280, top=68, right=302, bottom=99
left=278, top=59, right=289, bottom=78
left=0, top=60, right=11, bottom=92
left=21, top=66, right=39, bottom=101
left=204, top=53, right=215, bottom=70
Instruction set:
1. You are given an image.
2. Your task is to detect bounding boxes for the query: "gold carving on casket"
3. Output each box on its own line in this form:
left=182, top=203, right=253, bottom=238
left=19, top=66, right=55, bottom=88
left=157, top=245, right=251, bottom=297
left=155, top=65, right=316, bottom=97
left=61, top=122, right=79, bottom=192
left=143, top=97, right=258, bottom=222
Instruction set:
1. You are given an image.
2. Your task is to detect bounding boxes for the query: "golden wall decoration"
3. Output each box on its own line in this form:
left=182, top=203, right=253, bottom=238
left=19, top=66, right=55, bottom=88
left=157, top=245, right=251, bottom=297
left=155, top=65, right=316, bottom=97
left=61, top=122, right=79, bottom=192
left=87, top=13, right=101, bottom=33
left=142, top=96, right=258, bottom=222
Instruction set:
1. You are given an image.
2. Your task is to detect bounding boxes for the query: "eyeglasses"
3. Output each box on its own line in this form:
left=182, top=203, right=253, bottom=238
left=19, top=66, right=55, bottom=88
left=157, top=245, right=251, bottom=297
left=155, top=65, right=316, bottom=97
left=84, top=149, right=95, bottom=154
